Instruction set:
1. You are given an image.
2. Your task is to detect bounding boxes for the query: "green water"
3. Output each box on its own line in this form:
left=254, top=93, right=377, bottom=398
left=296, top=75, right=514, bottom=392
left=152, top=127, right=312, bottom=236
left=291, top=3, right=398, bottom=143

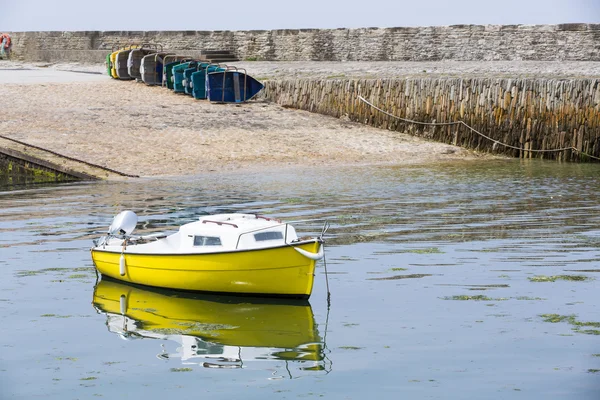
left=0, top=158, right=77, bottom=188
left=1, top=159, right=599, bottom=399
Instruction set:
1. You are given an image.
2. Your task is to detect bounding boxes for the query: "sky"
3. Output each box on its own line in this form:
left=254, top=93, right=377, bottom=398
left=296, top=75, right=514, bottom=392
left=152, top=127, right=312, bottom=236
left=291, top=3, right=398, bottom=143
left=0, top=0, right=599, bottom=31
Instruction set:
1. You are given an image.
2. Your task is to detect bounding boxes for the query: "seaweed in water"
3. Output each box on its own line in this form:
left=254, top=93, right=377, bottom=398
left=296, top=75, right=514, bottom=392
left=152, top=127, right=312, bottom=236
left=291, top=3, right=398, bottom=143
left=539, top=314, right=600, bottom=335
left=528, top=275, right=592, bottom=282
left=442, top=295, right=508, bottom=301
left=369, top=274, right=432, bottom=281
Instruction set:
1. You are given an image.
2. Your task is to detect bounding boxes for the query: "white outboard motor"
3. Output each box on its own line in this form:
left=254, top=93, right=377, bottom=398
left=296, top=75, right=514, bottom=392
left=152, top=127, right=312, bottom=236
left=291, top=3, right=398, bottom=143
left=108, top=211, right=138, bottom=236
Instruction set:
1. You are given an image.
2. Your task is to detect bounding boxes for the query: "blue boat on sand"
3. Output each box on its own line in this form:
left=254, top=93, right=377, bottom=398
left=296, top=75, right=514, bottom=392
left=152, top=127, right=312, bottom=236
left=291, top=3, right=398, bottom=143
left=191, top=64, right=224, bottom=100
left=207, top=70, right=264, bottom=103
left=162, top=55, right=191, bottom=89
left=183, top=63, right=205, bottom=95
left=173, top=62, right=198, bottom=93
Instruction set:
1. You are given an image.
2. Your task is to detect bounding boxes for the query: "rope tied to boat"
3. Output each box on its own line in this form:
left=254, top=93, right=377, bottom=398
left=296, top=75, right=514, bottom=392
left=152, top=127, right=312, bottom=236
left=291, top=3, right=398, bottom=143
left=319, top=222, right=331, bottom=307
left=357, top=95, right=600, bottom=161
left=322, top=246, right=331, bottom=307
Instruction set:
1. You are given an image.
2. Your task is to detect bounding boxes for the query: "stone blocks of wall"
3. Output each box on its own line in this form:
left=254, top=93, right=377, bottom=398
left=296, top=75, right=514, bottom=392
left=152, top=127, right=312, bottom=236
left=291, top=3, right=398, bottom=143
left=7, top=24, right=600, bottom=62
left=263, top=77, right=600, bottom=161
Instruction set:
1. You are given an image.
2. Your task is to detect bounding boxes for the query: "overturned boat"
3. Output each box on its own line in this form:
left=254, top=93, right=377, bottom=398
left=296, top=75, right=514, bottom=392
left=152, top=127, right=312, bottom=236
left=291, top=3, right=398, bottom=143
left=107, top=46, right=139, bottom=79
left=91, top=211, right=327, bottom=298
left=207, top=68, right=264, bottom=103
left=115, top=48, right=136, bottom=80
left=162, top=55, right=192, bottom=89
left=172, top=61, right=197, bottom=93
left=140, top=52, right=170, bottom=85
left=107, top=49, right=121, bottom=78
left=128, top=45, right=161, bottom=80
left=191, top=63, right=225, bottom=99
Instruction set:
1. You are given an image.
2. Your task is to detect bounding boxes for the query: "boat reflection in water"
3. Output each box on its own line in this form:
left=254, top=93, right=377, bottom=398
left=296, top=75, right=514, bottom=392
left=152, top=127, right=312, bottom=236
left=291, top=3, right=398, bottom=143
left=92, top=279, right=328, bottom=376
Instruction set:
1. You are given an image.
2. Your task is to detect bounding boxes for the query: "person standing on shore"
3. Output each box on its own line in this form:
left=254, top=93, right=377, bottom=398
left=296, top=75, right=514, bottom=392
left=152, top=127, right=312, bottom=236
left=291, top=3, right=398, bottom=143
left=0, top=33, right=12, bottom=59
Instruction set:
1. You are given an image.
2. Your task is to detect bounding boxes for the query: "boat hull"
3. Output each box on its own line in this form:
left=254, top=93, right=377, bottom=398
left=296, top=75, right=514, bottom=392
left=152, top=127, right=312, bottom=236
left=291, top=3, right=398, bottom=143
left=128, top=48, right=153, bottom=80
left=173, top=62, right=194, bottom=93
left=140, top=53, right=168, bottom=85
left=105, top=54, right=112, bottom=77
left=191, top=65, right=224, bottom=99
left=164, top=61, right=186, bottom=89
left=91, top=240, right=320, bottom=298
left=115, top=50, right=134, bottom=80
left=183, top=66, right=199, bottom=95
left=109, top=51, right=119, bottom=78
left=207, top=71, right=264, bottom=103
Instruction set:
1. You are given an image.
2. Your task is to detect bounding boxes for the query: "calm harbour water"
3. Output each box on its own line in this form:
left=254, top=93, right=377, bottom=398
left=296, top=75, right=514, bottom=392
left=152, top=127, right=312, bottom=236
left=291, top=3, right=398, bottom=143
left=1, top=159, right=600, bottom=399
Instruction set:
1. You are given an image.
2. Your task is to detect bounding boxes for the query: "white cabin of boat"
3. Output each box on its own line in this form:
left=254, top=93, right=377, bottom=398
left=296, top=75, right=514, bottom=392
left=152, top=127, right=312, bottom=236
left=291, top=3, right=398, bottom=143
left=97, top=213, right=302, bottom=254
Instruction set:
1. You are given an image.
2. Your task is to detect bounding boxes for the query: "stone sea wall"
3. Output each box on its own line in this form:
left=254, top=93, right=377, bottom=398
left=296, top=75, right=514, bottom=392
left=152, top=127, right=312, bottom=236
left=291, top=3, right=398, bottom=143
left=5, top=26, right=600, bottom=162
left=7, top=24, right=600, bottom=62
left=262, top=78, right=600, bottom=161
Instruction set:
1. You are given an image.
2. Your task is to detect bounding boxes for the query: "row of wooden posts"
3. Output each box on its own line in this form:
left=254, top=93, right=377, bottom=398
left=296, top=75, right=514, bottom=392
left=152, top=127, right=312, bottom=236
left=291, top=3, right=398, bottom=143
left=263, top=78, right=600, bottom=161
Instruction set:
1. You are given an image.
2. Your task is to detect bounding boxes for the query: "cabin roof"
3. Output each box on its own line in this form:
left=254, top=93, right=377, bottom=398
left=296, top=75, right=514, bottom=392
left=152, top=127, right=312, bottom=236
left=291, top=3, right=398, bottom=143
left=178, top=214, right=284, bottom=236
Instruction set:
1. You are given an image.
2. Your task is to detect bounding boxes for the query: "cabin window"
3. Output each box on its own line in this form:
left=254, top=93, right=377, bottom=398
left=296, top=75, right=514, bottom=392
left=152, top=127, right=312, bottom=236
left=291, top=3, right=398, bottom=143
left=254, top=231, right=283, bottom=241
left=193, top=236, right=222, bottom=246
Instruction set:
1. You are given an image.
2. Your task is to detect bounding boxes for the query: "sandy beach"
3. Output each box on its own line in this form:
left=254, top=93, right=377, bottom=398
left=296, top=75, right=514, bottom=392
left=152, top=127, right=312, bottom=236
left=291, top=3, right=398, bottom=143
left=4, top=59, right=598, bottom=178
left=0, top=62, right=501, bottom=178
left=11, top=58, right=599, bottom=177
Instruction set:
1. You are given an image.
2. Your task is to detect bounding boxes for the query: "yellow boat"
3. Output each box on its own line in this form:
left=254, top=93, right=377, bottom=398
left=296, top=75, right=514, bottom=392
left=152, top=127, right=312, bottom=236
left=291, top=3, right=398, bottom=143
left=108, top=50, right=119, bottom=78
left=92, top=279, right=325, bottom=368
left=91, top=211, right=327, bottom=299
left=108, top=46, right=139, bottom=79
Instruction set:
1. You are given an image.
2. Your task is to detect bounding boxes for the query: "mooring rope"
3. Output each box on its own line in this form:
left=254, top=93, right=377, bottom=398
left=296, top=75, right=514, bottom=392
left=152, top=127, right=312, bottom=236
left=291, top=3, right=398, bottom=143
left=0, top=134, right=140, bottom=178
left=357, top=95, right=600, bottom=161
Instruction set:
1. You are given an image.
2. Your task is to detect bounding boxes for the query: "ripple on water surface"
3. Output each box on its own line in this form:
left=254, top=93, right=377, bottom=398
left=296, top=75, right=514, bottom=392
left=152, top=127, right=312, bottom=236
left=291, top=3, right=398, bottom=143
left=1, top=160, right=600, bottom=399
